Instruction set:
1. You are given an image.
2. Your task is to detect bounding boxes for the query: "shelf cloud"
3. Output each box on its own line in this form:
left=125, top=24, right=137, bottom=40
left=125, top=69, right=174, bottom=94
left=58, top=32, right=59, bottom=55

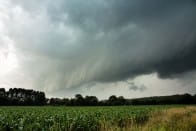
left=0, top=0, right=196, bottom=96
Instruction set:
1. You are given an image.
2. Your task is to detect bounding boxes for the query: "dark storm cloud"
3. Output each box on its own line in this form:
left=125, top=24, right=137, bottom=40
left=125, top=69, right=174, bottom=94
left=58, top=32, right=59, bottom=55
left=155, top=40, right=196, bottom=78
left=45, top=0, right=195, bottom=32
left=5, top=0, right=196, bottom=90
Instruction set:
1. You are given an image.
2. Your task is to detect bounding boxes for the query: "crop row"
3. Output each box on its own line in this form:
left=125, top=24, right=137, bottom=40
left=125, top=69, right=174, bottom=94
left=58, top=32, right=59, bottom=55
left=0, top=106, right=170, bottom=131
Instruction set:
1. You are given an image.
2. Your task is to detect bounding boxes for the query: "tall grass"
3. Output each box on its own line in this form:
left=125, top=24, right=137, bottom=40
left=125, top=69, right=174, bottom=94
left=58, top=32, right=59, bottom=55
left=143, top=106, right=196, bottom=131
left=108, top=106, right=196, bottom=131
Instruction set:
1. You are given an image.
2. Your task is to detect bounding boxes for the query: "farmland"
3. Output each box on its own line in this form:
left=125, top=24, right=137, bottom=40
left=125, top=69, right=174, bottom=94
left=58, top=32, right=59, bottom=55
left=0, top=105, right=195, bottom=131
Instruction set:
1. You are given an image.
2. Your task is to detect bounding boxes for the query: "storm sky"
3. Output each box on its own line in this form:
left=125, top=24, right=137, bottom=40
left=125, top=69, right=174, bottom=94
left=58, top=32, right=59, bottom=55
left=0, top=0, right=196, bottom=99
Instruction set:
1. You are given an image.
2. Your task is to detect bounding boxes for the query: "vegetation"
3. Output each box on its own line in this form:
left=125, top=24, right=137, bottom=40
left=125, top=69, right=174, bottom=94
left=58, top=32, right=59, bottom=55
left=0, top=106, right=195, bottom=131
left=0, top=88, right=45, bottom=106
left=0, top=88, right=195, bottom=130
left=0, top=88, right=196, bottom=106
left=143, top=106, right=196, bottom=131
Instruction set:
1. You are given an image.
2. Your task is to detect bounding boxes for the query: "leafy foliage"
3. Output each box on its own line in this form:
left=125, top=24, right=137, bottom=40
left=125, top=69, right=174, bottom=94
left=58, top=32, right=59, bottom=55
left=0, top=106, right=158, bottom=131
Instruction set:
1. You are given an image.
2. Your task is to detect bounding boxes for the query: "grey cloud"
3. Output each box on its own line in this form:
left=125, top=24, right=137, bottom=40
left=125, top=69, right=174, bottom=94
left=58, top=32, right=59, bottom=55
left=4, top=0, right=196, bottom=91
left=155, top=41, right=196, bottom=78
left=13, top=0, right=195, bottom=31
left=43, top=0, right=194, bottom=35
left=127, top=82, right=147, bottom=92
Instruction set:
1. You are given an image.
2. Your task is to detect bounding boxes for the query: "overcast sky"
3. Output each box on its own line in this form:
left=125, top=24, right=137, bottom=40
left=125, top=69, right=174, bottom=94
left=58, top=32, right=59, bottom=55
left=0, top=0, right=196, bottom=99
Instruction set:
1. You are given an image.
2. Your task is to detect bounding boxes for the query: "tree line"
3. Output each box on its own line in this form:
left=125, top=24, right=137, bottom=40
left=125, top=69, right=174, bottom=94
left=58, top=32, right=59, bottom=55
left=0, top=88, right=196, bottom=106
left=0, top=88, right=45, bottom=105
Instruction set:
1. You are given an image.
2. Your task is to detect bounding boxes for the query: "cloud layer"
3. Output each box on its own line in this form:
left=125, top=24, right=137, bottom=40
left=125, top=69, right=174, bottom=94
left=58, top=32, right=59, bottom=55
left=0, top=0, right=196, bottom=93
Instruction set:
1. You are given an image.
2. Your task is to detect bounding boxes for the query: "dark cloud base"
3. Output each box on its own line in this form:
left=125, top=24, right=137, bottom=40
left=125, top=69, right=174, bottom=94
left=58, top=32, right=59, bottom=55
left=156, top=40, right=196, bottom=78
left=2, top=0, right=196, bottom=90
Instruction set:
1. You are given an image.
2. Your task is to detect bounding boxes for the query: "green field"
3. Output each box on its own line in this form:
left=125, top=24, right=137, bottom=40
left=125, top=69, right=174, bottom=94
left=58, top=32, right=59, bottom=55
left=0, top=105, right=195, bottom=131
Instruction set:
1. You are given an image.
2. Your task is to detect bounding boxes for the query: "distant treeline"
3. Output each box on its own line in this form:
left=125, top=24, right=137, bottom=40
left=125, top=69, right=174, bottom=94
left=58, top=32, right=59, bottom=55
left=0, top=88, right=196, bottom=106
left=0, top=88, right=45, bottom=105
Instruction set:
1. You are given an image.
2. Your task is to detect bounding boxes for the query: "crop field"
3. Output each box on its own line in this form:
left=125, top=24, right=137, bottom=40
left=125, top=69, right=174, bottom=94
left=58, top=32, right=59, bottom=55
left=0, top=105, right=195, bottom=131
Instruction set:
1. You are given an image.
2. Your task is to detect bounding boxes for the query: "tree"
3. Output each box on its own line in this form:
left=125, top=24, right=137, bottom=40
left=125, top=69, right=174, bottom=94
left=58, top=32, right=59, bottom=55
left=0, top=88, right=5, bottom=96
left=84, top=96, right=98, bottom=106
left=118, top=96, right=126, bottom=105
left=35, top=92, right=46, bottom=105
left=0, top=88, right=6, bottom=105
left=75, top=94, right=84, bottom=105
left=108, top=95, right=118, bottom=105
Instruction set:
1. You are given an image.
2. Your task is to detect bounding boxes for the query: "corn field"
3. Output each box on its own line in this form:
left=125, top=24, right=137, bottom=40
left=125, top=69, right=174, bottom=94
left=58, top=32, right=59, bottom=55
left=0, top=106, right=195, bottom=131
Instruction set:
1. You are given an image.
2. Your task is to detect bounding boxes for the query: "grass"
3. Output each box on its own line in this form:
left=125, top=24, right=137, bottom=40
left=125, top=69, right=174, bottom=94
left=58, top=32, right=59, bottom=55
left=143, top=106, right=196, bottom=131
left=0, top=105, right=195, bottom=131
